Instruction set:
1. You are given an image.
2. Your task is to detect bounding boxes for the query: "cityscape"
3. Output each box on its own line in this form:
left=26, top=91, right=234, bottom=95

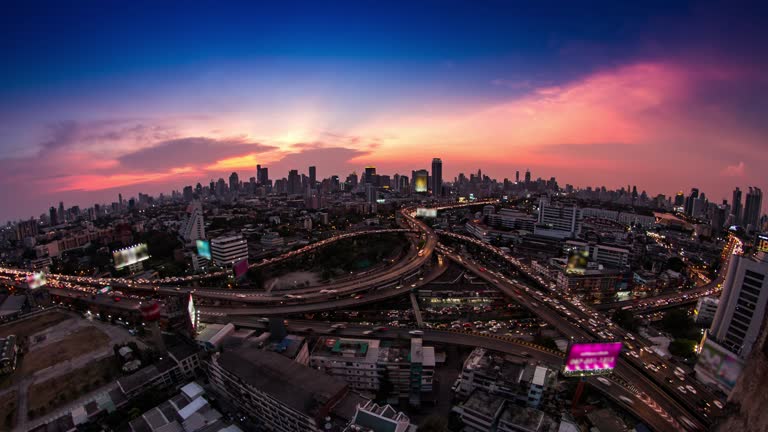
left=1, top=2, right=767, bottom=432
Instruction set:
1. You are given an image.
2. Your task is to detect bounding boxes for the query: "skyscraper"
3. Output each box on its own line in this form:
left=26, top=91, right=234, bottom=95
left=685, top=188, right=699, bottom=216
left=364, top=166, right=376, bottom=184
left=229, top=172, right=239, bottom=192
left=413, top=170, right=428, bottom=193
left=732, top=187, right=743, bottom=225
left=49, top=206, right=58, bottom=226
left=308, top=166, right=316, bottom=187
left=256, top=164, right=262, bottom=183
left=431, top=158, right=442, bottom=197
left=57, top=201, right=65, bottom=223
left=524, top=169, right=531, bottom=184
left=743, top=187, right=763, bottom=230
left=287, top=170, right=301, bottom=195
left=515, top=170, right=520, bottom=183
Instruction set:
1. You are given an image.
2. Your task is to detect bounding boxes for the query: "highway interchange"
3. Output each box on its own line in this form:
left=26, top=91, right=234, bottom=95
left=0, top=200, right=733, bottom=431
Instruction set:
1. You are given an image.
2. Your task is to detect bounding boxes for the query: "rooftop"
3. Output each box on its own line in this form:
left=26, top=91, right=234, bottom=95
left=218, top=348, right=349, bottom=417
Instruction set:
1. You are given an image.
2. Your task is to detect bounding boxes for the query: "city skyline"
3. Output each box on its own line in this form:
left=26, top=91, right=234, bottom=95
left=2, top=1, right=767, bottom=220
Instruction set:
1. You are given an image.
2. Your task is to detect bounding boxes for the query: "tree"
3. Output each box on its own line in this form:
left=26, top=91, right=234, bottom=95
left=669, top=339, right=697, bottom=358
left=612, top=309, right=638, bottom=332
left=665, top=257, right=686, bottom=273
left=419, top=415, right=449, bottom=432
left=661, top=309, right=699, bottom=339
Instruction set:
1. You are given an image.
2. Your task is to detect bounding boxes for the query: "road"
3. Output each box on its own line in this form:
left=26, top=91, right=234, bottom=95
left=439, top=231, right=732, bottom=431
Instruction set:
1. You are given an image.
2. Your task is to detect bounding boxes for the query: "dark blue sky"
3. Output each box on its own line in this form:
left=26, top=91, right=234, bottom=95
left=1, top=0, right=767, bottom=222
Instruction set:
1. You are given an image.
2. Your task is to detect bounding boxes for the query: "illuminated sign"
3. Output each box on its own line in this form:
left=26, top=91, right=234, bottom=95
left=196, top=239, right=211, bottom=260
left=414, top=173, right=428, bottom=193
left=566, top=250, right=589, bottom=274
left=563, top=342, right=622, bottom=377
left=188, top=294, right=198, bottom=330
left=98, top=286, right=112, bottom=294
left=416, top=208, right=438, bottom=218
left=26, top=272, right=47, bottom=289
left=695, top=336, right=744, bottom=392
left=757, top=235, right=768, bottom=253
left=113, top=243, right=150, bottom=270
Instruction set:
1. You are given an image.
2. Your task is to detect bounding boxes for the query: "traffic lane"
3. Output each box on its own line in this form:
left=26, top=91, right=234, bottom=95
left=198, top=260, right=448, bottom=316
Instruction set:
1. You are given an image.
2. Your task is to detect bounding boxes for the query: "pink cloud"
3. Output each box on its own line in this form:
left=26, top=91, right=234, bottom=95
left=721, top=161, right=746, bottom=177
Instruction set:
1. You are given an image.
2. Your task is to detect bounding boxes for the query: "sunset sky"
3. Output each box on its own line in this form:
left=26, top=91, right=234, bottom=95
left=1, top=1, right=767, bottom=222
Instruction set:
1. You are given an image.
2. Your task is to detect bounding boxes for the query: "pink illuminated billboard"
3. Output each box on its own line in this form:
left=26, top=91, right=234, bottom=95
left=563, top=342, right=623, bottom=377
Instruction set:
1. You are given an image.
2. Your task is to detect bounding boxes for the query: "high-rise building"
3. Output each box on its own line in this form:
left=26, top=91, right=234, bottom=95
left=49, top=206, right=58, bottom=226
left=215, top=178, right=227, bottom=197
left=210, top=234, right=248, bottom=267
left=287, top=169, right=301, bottom=195
left=732, top=187, right=743, bottom=225
left=431, top=158, right=443, bottom=197
left=515, top=170, right=520, bottom=183
left=534, top=198, right=582, bottom=239
left=15, top=218, right=38, bottom=241
left=180, top=201, right=205, bottom=243
left=684, top=188, right=700, bottom=216
left=228, top=172, right=239, bottom=192
left=308, top=166, right=316, bottom=187
left=257, top=165, right=269, bottom=185
left=674, top=191, right=685, bottom=207
left=524, top=169, right=531, bottom=184
left=413, top=170, right=428, bottom=193
left=364, top=166, right=376, bottom=184
left=365, top=183, right=377, bottom=204
left=709, top=250, right=768, bottom=359
left=743, top=187, right=763, bottom=230
left=57, top=201, right=65, bottom=224
left=256, top=164, right=262, bottom=183
left=696, top=249, right=768, bottom=393
left=182, top=185, right=194, bottom=202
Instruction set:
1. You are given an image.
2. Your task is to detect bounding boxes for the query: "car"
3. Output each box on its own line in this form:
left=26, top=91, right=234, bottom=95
left=409, top=330, right=424, bottom=335
left=685, top=385, right=697, bottom=394
left=677, top=385, right=687, bottom=394
left=713, top=400, right=724, bottom=409
left=596, top=377, right=611, bottom=386
left=362, top=330, right=374, bottom=335
left=519, top=352, right=530, bottom=358
left=679, top=417, right=696, bottom=429
left=618, top=395, right=634, bottom=405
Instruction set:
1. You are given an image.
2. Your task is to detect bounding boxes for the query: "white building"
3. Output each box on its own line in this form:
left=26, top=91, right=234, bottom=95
left=210, top=234, right=248, bottom=267
left=535, top=199, right=582, bottom=239
left=180, top=201, right=205, bottom=243
left=563, top=240, right=630, bottom=268
left=694, top=297, right=720, bottom=326
left=344, top=401, right=417, bottom=432
left=486, top=208, right=536, bottom=232
left=708, top=251, right=768, bottom=359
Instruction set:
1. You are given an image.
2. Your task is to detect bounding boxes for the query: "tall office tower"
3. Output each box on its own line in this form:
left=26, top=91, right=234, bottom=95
left=515, top=170, right=520, bottom=183
left=524, top=169, right=531, bottom=184
left=346, top=172, right=358, bottom=189
left=413, top=169, right=428, bottom=193
left=257, top=166, right=269, bottom=185
left=431, top=158, right=443, bottom=197
left=182, top=185, right=194, bottom=202
left=49, top=206, right=58, bottom=226
left=732, top=187, right=743, bottom=225
left=364, top=166, right=376, bottom=184
left=308, top=166, right=316, bottom=187
left=180, top=200, right=205, bottom=243
left=743, top=187, right=763, bottom=230
left=228, top=172, right=239, bottom=192
left=685, top=188, right=700, bottom=216
left=118, top=193, right=123, bottom=210
left=399, top=175, right=410, bottom=194
left=215, top=178, right=227, bottom=197
left=697, top=247, right=768, bottom=393
left=674, top=191, right=685, bottom=207
left=195, top=182, right=203, bottom=195
left=365, top=183, right=377, bottom=203
left=256, top=164, right=262, bottom=183
left=287, top=169, right=301, bottom=195
left=393, top=173, right=401, bottom=192
left=57, top=201, right=65, bottom=223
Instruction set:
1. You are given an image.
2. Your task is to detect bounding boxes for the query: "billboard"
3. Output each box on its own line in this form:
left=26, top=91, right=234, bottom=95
left=566, top=250, right=589, bottom=274
left=563, top=342, right=622, bottom=377
left=196, top=239, right=211, bottom=260
left=26, top=272, right=47, bottom=289
left=98, top=286, right=112, bottom=295
left=188, top=294, right=198, bottom=330
left=113, top=243, right=150, bottom=270
left=416, top=208, right=438, bottom=218
left=233, top=258, right=249, bottom=279
left=756, top=234, right=768, bottom=253
left=695, top=336, right=744, bottom=392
